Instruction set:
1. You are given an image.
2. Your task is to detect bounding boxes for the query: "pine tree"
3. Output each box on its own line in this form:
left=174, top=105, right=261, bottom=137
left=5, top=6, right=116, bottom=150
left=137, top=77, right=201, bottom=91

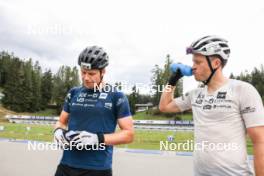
left=0, top=51, right=12, bottom=87
left=52, top=66, right=80, bottom=114
left=40, top=69, right=53, bottom=109
left=71, top=66, right=80, bottom=87
left=151, top=64, right=163, bottom=106
left=128, top=85, right=139, bottom=115
left=2, top=57, right=24, bottom=111
left=151, top=55, right=183, bottom=106
left=21, top=59, right=34, bottom=111
left=31, top=61, right=42, bottom=111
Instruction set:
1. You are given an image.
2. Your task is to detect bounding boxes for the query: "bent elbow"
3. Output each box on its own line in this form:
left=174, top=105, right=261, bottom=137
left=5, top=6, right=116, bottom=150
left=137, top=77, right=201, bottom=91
left=159, top=104, right=167, bottom=112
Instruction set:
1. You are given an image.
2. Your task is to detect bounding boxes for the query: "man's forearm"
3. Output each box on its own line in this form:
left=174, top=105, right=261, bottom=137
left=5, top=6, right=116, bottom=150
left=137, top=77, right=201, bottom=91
left=55, top=111, right=69, bottom=129
left=253, top=143, right=264, bottom=176
left=104, top=129, right=134, bottom=145
left=54, top=121, right=67, bottom=129
left=159, top=85, right=175, bottom=111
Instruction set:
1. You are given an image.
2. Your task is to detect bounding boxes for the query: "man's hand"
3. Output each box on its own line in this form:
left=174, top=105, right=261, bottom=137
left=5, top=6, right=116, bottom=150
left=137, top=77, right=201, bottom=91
left=65, top=130, right=79, bottom=141
left=71, top=131, right=104, bottom=148
left=168, top=63, right=192, bottom=86
left=53, top=128, right=70, bottom=147
left=168, top=69, right=183, bottom=86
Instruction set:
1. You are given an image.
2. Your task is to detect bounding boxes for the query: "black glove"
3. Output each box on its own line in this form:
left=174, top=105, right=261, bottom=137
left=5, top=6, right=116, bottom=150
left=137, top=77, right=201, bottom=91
left=168, top=69, right=183, bottom=86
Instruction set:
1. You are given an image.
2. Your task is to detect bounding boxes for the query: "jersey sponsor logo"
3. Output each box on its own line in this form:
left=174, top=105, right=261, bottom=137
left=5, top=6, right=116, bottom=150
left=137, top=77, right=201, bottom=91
left=217, top=92, right=227, bottom=99
left=191, top=103, right=202, bottom=108
left=203, top=105, right=212, bottom=110
left=204, top=98, right=214, bottom=104
left=104, top=102, right=112, bottom=109
left=92, top=93, right=98, bottom=98
left=79, top=93, right=87, bottom=98
left=77, top=97, right=85, bottom=103
left=195, top=92, right=204, bottom=104
left=83, top=103, right=95, bottom=107
left=117, top=97, right=125, bottom=106
left=99, top=93, right=108, bottom=99
left=87, top=94, right=94, bottom=97
left=85, top=99, right=97, bottom=103
left=196, top=99, right=203, bottom=104
left=241, top=106, right=256, bottom=114
left=213, top=104, right=231, bottom=109
left=214, top=99, right=233, bottom=103
left=72, top=102, right=94, bottom=107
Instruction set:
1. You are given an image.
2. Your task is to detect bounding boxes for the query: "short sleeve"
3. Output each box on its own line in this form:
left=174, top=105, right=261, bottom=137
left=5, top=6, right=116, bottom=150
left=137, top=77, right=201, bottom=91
left=174, top=91, right=192, bottom=112
left=239, top=83, right=264, bottom=128
left=63, top=88, right=75, bottom=113
left=115, top=92, right=132, bottom=119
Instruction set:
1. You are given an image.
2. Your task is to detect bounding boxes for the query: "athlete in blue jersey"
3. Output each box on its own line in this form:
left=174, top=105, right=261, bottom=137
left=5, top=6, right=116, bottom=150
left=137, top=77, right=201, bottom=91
left=53, top=46, right=134, bottom=176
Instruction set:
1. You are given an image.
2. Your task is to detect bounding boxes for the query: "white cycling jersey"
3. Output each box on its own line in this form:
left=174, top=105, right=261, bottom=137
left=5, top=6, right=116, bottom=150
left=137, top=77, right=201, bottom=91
left=175, top=79, right=264, bottom=176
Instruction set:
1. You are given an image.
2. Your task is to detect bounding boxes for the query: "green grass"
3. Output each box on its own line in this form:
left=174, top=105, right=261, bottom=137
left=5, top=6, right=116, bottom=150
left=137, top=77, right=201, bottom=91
left=119, top=130, right=194, bottom=151
left=0, top=122, right=254, bottom=154
left=246, top=137, right=254, bottom=154
left=0, top=122, right=53, bottom=141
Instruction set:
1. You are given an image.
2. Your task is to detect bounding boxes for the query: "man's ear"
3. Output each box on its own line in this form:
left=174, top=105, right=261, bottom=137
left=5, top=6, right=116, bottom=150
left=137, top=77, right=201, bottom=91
left=101, top=68, right=106, bottom=76
left=212, top=57, right=222, bottom=68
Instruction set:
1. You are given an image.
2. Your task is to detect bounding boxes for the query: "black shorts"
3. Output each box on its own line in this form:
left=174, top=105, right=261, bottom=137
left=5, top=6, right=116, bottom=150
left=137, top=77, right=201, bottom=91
left=55, top=164, right=112, bottom=176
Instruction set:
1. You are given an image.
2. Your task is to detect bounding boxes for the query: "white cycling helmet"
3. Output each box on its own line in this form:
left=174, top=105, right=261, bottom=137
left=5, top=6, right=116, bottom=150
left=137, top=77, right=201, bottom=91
left=186, top=36, right=231, bottom=85
left=186, top=35, right=230, bottom=64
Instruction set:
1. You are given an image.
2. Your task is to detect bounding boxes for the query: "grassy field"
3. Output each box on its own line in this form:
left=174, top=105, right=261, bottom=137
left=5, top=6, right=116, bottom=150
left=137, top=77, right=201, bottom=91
left=0, top=122, right=54, bottom=141
left=0, top=122, right=254, bottom=154
left=0, top=106, right=254, bottom=154
left=119, top=130, right=194, bottom=151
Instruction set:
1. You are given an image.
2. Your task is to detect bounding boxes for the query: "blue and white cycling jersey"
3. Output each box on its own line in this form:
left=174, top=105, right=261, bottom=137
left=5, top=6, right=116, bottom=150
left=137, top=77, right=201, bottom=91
left=60, top=85, right=131, bottom=170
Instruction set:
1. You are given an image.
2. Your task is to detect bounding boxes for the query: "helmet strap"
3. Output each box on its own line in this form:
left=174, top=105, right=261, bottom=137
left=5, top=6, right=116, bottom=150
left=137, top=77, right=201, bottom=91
left=203, top=56, right=218, bottom=85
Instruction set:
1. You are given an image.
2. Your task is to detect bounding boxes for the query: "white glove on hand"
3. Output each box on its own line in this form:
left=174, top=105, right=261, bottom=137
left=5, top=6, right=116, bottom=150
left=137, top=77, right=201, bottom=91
left=65, top=130, right=79, bottom=141
left=54, top=128, right=70, bottom=148
left=71, top=131, right=100, bottom=148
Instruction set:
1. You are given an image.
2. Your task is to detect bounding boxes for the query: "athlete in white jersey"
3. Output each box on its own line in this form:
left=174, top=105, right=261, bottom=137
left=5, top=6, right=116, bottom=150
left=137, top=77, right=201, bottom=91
left=159, top=36, right=264, bottom=176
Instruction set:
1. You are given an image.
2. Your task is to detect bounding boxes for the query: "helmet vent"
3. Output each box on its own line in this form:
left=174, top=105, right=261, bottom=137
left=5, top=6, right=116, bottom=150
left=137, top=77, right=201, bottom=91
left=94, top=50, right=100, bottom=55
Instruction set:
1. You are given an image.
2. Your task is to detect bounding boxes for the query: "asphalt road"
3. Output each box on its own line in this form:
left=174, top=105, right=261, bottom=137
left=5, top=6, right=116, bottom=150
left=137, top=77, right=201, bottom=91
left=0, top=139, right=193, bottom=176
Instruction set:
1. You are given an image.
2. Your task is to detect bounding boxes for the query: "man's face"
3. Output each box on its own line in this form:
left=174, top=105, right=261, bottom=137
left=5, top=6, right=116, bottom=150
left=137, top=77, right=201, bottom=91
left=81, top=68, right=104, bottom=89
left=192, top=54, right=212, bottom=82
